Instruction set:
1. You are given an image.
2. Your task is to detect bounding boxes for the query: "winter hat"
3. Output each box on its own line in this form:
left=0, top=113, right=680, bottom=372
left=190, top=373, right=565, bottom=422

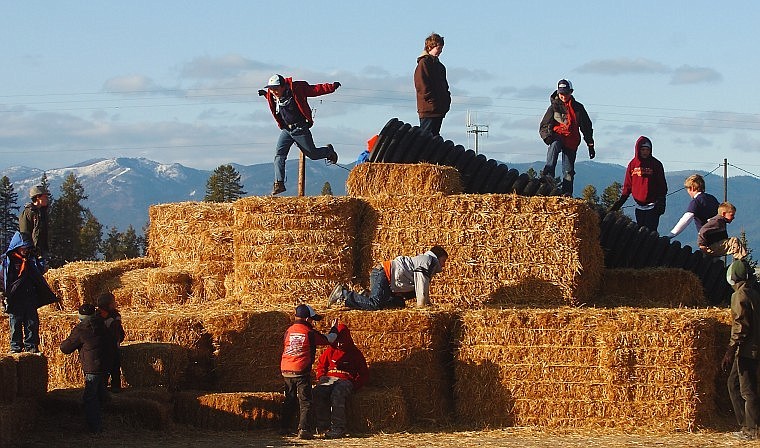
left=266, top=74, right=285, bottom=88
left=557, top=79, right=573, bottom=94
left=97, top=292, right=115, bottom=308
left=78, top=303, right=96, bottom=321
left=295, top=304, right=323, bottom=321
left=727, top=259, right=752, bottom=286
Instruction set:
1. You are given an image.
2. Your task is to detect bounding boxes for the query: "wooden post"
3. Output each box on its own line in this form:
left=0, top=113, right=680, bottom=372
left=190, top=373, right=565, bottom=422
left=298, top=152, right=306, bottom=196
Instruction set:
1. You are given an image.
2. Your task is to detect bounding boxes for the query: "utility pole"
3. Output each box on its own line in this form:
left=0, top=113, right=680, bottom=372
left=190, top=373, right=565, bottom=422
left=297, top=108, right=319, bottom=197
left=466, top=111, right=488, bottom=155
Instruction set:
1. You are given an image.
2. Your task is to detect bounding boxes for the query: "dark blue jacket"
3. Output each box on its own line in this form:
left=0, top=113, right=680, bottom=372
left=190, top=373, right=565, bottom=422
left=1, top=231, right=57, bottom=314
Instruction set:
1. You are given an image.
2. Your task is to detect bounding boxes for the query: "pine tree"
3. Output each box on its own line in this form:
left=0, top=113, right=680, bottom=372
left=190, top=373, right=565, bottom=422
left=526, top=167, right=537, bottom=179
left=0, top=176, right=20, bottom=249
left=141, top=221, right=150, bottom=257
left=740, top=230, right=756, bottom=269
left=120, top=225, right=142, bottom=259
left=101, top=226, right=121, bottom=261
left=601, top=181, right=623, bottom=211
left=48, top=173, right=102, bottom=267
left=321, top=182, right=333, bottom=196
left=39, top=172, right=50, bottom=198
left=581, top=185, right=600, bottom=207
left=204, top=164, right=246, bottom=202
left=101, top=225, right=142, bottom=261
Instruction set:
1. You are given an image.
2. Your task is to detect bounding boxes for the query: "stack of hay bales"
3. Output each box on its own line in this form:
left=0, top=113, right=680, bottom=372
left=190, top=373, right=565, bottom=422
left=346, top=163, right=463, bottom=197
left=455, top=307, right=725, bottom=431
left=592, top=268, right=707, bottom=307
left=230, top=196, right=363, bottom=305
left=0, top=353, right=46, bottom=445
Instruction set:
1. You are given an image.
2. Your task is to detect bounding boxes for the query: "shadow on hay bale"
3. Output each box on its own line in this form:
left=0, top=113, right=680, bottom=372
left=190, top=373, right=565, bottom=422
left=454, top=359, right=515, bottom=427
left=121, top=342, right=191, bottom=391
left=485, top=277, right=566, bottom=308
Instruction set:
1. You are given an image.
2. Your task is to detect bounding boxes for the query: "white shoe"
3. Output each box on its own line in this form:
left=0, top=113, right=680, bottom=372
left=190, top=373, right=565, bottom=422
left=327, top=284, right=345, bottom=308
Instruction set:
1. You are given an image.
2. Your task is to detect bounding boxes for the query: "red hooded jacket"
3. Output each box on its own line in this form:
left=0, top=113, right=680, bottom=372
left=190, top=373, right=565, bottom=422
left=281, top=319, right=333, bottom=376
left=621, top=136, right=668, bottom=205
left=315, top=323, right=369, bottom=390
left=264, top=77, right=337, bottom=130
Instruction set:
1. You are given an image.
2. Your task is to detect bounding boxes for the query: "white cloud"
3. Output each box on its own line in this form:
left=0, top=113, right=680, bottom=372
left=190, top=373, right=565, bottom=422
left=102, top=75, right=162, bottom=94
left=576, top=58, right=670, bottom=75
left=670, top=65, right=722, bottom=84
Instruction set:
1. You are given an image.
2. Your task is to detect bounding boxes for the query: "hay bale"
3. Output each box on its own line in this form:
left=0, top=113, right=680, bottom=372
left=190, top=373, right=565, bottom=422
left=348, top=386, right=409, bottom=433
left=346, top=163, right=463, bottom=196
left=145, top=268, right=192, bottom=305
left=0, top=357, right=16, bottom=403
left=358, top=194, right=603, bottom=307
left=592, top=268, right=707, bottom=307
left=44, top=257, right=157, bottom=311
left=13, top=353, right=47, bottom=398
left=0, top=399, right=38, bottom=446
left=231, top=197, right=362, bottom=306
left=120, top=342, right=190, bottom=391
left=173, top=391, right=283, bottom=430
left=37, top=313, right=83, bottom=390
left=455, top=307, right=724, bottom=431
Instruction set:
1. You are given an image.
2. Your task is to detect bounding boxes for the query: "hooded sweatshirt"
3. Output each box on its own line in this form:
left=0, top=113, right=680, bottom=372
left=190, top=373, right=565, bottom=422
left=728, top=261, right=760, bottom=359
left=414, top=52, right=451, bottom=118
left=60, top=314, right=116, bottom=374
left=620, top=136, right=668, bottom=206
left=1, top=231, right=57, bottom=313
left=539, top=91, right=594, bottom=150
left=315, top=323, right=369, bottom=389
left=386, top=250, right=444, bottom=306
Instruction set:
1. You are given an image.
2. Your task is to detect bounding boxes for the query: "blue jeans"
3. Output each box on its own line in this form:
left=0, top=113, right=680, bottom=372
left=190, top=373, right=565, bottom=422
left=274, top=126, right=332, bottom=182
left=344, top=267, right=405, bottom=310
left=83, top=373, right=108, bottom=433
left=419, top=117, right=443, bottom=136
left=543, top=140, right=577, bottom=196
left=9, top=308, right=39, bottom=352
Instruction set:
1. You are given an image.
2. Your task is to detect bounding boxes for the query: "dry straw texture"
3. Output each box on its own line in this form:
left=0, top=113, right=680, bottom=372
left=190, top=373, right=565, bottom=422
left=347, top=386, right=409, bottom=433
left=346, top=163, right=463, bottom=197
left=173, top=391, right=283, bottom=430
left=455, top=307, right=724, bottom=431
left=0, top=357, right=16, bottom=403
left=231, top=197, right=363, bottom=306
left=592, top=268, right=707, bottom=307
left=357, top=194, right=603, bottom=307
left=45, top=258, right=157, bottom=311
left=120, top=342, right=190, bottom=391
left=12, top=353, right=48, bottom=398
left=0, top=399, right=38, bottom=446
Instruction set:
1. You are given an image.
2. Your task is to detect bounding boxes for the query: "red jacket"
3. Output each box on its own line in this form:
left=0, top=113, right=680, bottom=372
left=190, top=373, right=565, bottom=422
left=315, top=323, right=369, bottom=389
left=281, top=319, right=332, bottom=376
left=621, top=136, right=668, bottom=205
left=264, top=77, right=337, bottom=129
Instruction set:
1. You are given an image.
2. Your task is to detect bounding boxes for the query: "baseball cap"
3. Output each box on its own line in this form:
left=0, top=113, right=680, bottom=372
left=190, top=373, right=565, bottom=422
left=266, top=74, right=285, bottom=88
left=29, top=185, right=49, bottom=199
left=557, top=79, right=573, bottom=94
left=295, top=304, right=323, bottom=321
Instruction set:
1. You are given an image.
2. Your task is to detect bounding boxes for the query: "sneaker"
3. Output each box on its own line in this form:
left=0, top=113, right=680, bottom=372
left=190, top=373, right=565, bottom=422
left=733, top=430, right=757, bottom=440
left=326, top=144, right=338, bottom=164
left=271, top=181, right=286, bottom=196
left=297, top=429, right=313, bottom=440
left=26, top=347, right=40, bottom=354
left=327, top=284, right=345, bottom=308
left=325, top=429, right=345, bottom=439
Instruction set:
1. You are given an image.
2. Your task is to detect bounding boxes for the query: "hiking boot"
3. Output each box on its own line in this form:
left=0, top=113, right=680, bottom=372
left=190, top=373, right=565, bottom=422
left=327, top=284, right=345, bottom=308
left=272, top=181, right=286, bottom=196
left=326, top=144, right=338, bottom=164
left=297, top=429, right=313, bottom=440
left=325, top=429, right=345, bottom=439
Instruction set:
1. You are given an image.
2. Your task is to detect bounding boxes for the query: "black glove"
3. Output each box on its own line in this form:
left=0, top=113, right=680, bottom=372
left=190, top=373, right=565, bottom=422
left=588, top=144, right=596, bottom=159
left=654, top=197, right=666, bottom=216
left=608, top=194, right=628, bottom=212
left=333, top=82, right=341, bottom=89
left=257, top=89, right=266, bottom=96
left=722, top=346, right=736, bottom=372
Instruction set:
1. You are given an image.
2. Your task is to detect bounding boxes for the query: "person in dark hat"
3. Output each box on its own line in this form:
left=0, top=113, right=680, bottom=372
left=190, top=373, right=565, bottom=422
left=280, top=304, right=338, bottom=439
left=258, top=74, right=340, bottom=196
left=539, top=79, right=595, bottom=196
left=60, top=303, right=117, bottom=434
left=722, top=259, right=760, bottom=440
left=18, top=185, right=50, bottom=271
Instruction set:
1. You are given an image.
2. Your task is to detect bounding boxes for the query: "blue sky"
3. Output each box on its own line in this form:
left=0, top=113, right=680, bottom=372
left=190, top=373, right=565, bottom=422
left=2, top=1, right=759, bottom=179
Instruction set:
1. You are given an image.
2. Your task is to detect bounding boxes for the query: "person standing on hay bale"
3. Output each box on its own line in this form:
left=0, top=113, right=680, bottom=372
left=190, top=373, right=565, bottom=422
left=539, top=79, right=595, bottom=197
left=327, top=246, right=448, bottom=310
left=313, top=322, right=369, bottom=439
left=60, top=303, right=117, bottom=434
left=666, top=174, right=720, bottom=240
left=608, top=136, right=667, bottom=232
left=96, top=292, right=125, bottom=393
left=18, top=185, right=51, bottom=272
left=258, top=74, right=340, bottom=196
left=722, top=259, right=760, bottom=441
left=1, top=231, right=58, bottom=354
left=697, top=202, right=747, bottom=260
left=414, top=32, right=451, bottom=136
left=280, top=304, right=339, bottom=440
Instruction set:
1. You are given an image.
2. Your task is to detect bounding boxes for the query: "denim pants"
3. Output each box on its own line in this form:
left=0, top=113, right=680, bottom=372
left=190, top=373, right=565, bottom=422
left=344, top=267, right=402, bottom=310
left=728, top=356, right=760, bottom=432
left=543, top=140, right=578, bottom=196
left=419, top=117, right=444, bottom=136
left=274, top=126, right=331, bottom=182
left=282, top=374, right=313, bottom=432
left=313, top=377, right=354, bottom=433
left=9, top=307, right=40, bottom=352
left=83, top=373, right=108, bottom=433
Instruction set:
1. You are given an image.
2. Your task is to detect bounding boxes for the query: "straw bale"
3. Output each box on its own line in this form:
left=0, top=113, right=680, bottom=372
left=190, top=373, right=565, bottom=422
left=322, top=309, right=457, bottom=425
left=346, top=163, right=463, bottom=197
left=348, top=386, right=409, bottom=433
left=37, top=313, right=85, bottom=390
left=0, top=357, right=16, bottom=403
left=591, top=268, right=706, bottom=307
left=145, top=268, right=192, bottom=305
left=12, top=353, right=47, bottom=398
left=455, top=307, right=724, bottom=431
left=0, top=399, right=38, bottom=447
left=173, top=391, right=283, bottom=430
left=358, top=194, right=603, bottom=307
left=120, top=342, right=190, bottom=391
left=148, top=201, right=234, bottom=269
left=231, top=197, right=362, bottom=305
left=44, top=257, right=157, bottom=311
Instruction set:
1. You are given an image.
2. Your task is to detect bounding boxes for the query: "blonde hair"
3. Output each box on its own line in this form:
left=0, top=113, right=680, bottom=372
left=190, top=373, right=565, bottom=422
left=684, top=174, right=706, bottom=192
left=718, top=201, right=736, bottom=214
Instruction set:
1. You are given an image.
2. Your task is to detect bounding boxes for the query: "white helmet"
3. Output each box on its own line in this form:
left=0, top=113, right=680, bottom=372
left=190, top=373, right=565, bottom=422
left=266, top=74, right=284, bottom=88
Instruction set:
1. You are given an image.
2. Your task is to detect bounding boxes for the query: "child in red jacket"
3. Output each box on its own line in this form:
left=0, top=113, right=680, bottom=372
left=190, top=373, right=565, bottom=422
left=313, top=322, right=369, bottom=439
